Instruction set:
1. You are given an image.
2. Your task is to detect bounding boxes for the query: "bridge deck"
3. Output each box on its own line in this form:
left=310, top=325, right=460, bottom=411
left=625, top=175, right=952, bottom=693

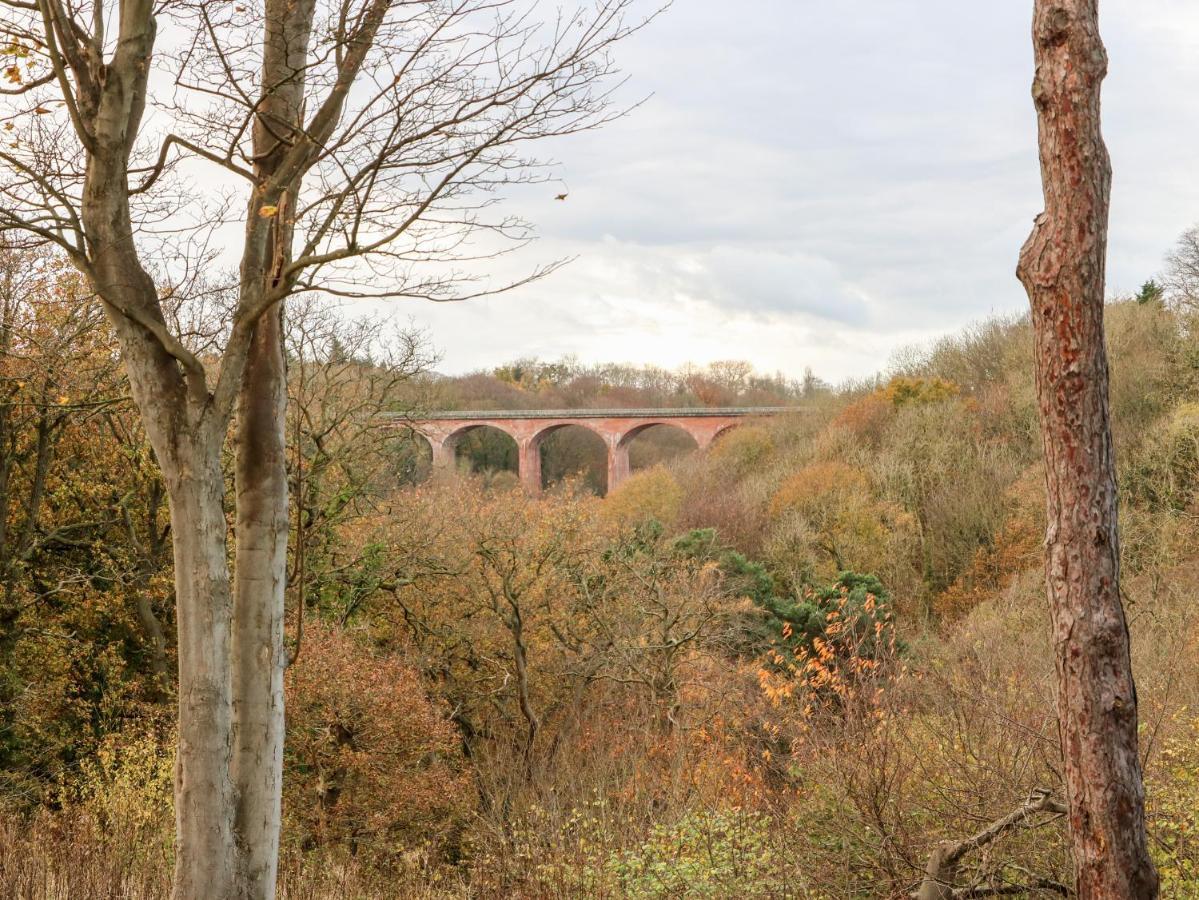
left=397, top=406, right=801, bottom=421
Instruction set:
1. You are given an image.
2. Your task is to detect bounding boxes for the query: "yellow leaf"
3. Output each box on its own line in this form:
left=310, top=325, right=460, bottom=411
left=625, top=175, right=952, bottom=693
left=258, top=205, right=278, bottom=217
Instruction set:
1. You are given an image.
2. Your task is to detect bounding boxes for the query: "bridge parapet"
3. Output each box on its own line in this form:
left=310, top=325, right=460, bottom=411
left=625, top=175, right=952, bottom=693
left=409, top=406, right=798, bottom=420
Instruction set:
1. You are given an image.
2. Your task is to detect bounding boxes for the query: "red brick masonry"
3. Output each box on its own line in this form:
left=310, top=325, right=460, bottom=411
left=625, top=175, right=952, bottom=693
left=396, top=408, right=795, bottom=495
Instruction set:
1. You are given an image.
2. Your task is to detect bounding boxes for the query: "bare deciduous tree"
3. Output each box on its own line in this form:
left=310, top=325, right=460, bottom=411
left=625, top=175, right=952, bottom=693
left=559, top=529, right=723, bottom=733
left=1015, top=1, right=1158, bottom=895
left=1163, top=224, right=1199, bottom=312
left=284, top=297, right=436, bottom=660
left=0, top=0, right=646, bottom=894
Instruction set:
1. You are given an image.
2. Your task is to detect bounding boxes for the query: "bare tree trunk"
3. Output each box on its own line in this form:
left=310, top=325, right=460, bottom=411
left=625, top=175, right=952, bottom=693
left=133, top=592, right=171, bottom=683
left=163, top=438, right=238, bottom=900
left=1016, top=2, right=1158, bottom=895
left=225, top=0, right=315, bottom=888
left=231, top=306, right=289, bottom=899
left=84, top=79, right=244, bottom=889
left=512, top=615, right=540, bottom=771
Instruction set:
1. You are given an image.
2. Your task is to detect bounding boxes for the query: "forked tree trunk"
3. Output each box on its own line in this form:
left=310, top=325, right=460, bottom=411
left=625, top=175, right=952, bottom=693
left=1016, top=1, right=1158, bottom=895
left=16, top=0, right=637, bottom=892
left=82, top=79, right=246, bottom=890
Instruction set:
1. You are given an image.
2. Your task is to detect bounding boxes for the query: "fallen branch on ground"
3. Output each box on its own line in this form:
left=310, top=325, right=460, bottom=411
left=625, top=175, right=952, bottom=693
left=914, top=788, right=1068, bottom=900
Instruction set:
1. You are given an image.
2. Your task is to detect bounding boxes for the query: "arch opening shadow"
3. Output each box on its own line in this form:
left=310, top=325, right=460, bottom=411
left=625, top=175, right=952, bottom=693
left=450, top=424, right=519, bottom=488
left=535, top=423, right=608, bottom=495
left=620, top=423, right=700, bottom=477
left=390, top=427, right=434, bottom=486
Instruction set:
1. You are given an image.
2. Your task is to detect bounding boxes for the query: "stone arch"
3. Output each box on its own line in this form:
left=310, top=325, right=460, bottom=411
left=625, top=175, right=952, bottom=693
left=529, top=420, right=607, bottom=448
left=396, top=428, right=436, bottom=484
left=444, top=421, right=520, bottom=447
left=527, top=421, right=609, bottom=494
left=441, top=422, right=520, bottom=479
left=709, top=422, right=743, bottom=444
left=610, top=421, right=702, bottom=491
left=615, top=420, right=702, bottom=450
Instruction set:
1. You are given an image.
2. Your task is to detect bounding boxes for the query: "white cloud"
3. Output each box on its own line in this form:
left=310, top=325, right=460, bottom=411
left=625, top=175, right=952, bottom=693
left=387, top=0, right=1199, bottom=383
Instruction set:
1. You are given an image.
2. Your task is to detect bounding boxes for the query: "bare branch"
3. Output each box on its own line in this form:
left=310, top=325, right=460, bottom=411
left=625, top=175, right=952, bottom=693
left=914, top=789, right=1067, bottom=900
left=131, top=133, right=258, bottom=195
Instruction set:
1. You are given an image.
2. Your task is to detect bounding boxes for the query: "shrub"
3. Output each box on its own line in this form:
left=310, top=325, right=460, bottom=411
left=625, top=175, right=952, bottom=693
left=284, top=623, right=470, bottom=863
left=1146, top=719, right=1199, bottom=893
left=1125, top=403, right=1199, bottom=514
left=603, top=809, right=777, bottom=899
left=881, top=375, right=960, bottom=407
left=672, top=528, right=778, bottom=655
left=875, top=399, right=1019, bottom=596
left=767, top=462, right=913, bottom=588
left=933, top=517, right=1041, bottom=622
left=891, top=316, right=1028, bottom=396
left=764, top=571, right=897, bottom=664
left=673, top=529, right=897, bottom=672
left=70, top=722, right=175, bottom=873
left=707, top=425, right=775, bottom=476
left=769, top=461, right=870, bottom=520
left=831, top=389, right=892, bottom=445
left=603, top=465, right=683, bottom=529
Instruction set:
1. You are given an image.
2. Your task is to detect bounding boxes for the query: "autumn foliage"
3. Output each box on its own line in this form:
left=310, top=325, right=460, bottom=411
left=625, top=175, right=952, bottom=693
left=283, top=623, right=470, bottom=861
left=3, top=260, right=1199, bottom=897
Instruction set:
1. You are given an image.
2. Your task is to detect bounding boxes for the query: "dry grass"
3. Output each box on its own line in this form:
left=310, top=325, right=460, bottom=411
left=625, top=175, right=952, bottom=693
left=0, top=812, right=468, bottom=900
left=0, top=813, right=169, bottom=900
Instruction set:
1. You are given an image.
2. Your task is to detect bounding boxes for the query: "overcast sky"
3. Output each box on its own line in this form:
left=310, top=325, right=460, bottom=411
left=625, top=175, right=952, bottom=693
left=376, top=1, right=1199, bottom=384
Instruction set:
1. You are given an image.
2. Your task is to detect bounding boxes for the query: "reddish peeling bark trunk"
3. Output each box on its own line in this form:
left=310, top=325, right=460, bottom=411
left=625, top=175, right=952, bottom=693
left=1016, top=2, right=1158, bottom=896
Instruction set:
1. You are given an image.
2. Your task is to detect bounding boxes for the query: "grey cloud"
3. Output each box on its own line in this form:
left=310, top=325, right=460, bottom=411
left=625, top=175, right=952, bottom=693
left=406, top=0, right=1199, bottom=380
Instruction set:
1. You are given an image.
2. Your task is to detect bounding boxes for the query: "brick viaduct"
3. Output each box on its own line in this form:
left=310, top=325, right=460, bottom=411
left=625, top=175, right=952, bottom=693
left=401, top=407, right=793, bottom=495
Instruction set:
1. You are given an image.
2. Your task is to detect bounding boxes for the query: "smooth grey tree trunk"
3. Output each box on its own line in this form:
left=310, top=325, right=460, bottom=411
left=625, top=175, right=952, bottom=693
left=164, top=444, right=238, bottom=899
left=231, top=306, right=290, bottom=899
left=224, top=0, right=316, bottom=888
left=78, top=32, right=248, bottom=888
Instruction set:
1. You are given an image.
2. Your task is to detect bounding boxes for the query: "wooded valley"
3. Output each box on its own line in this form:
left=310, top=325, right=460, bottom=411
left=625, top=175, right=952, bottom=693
left=1, top=245, right=1197, bottom=897
left=0, top=0, right=1193, bottom=894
